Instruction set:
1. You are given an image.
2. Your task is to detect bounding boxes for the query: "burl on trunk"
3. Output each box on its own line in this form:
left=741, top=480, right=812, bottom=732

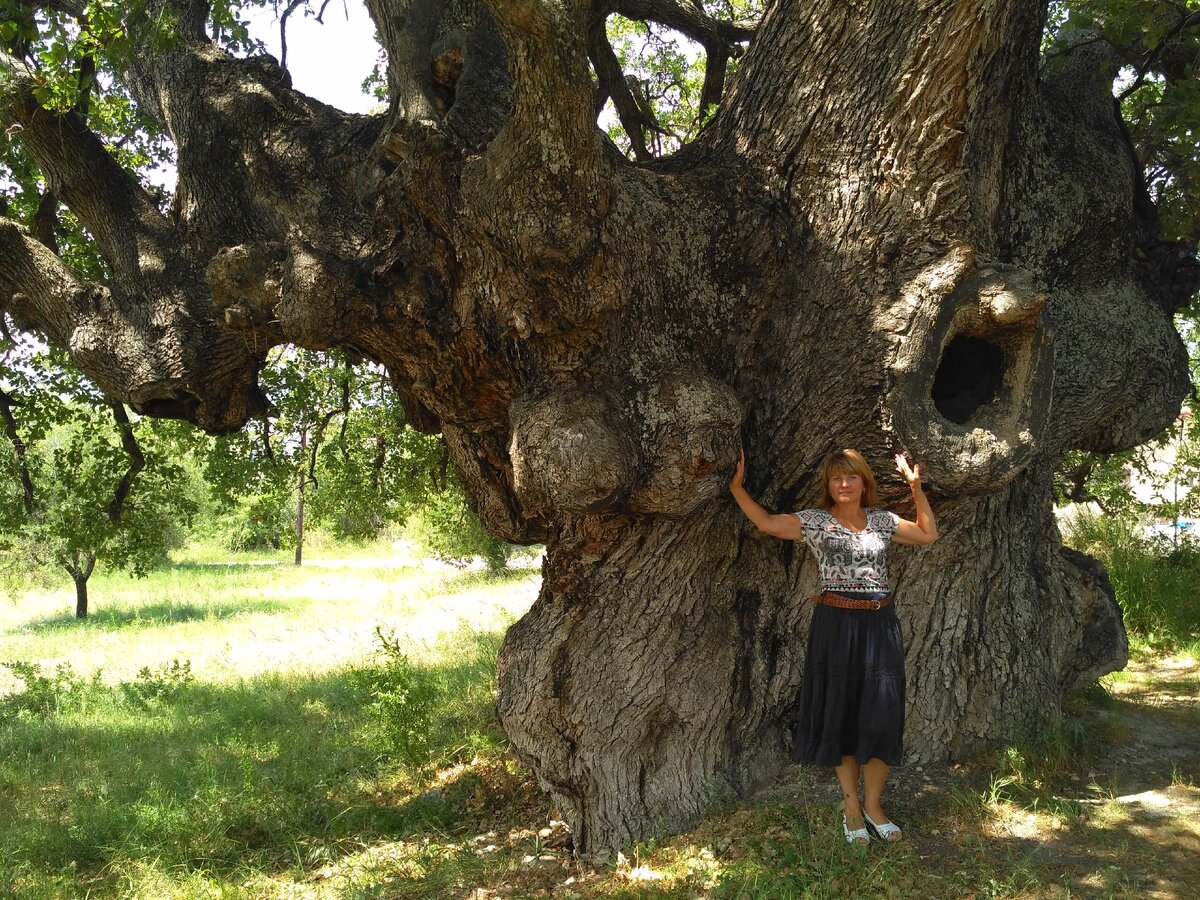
left=2, top=1, right=1197, bottom=852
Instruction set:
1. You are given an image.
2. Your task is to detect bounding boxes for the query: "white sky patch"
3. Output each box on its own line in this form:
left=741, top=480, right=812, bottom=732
left=245, top=0, right=382, bottom=114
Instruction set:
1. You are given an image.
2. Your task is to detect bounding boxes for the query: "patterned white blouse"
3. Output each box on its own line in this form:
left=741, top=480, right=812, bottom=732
left=794, top=507, right=901, bottom=593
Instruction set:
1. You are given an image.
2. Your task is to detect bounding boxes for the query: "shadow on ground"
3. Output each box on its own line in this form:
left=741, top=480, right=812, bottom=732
left=17, top=596, right=301, bottom=632
left=869, top=654, right=1200, bottom=900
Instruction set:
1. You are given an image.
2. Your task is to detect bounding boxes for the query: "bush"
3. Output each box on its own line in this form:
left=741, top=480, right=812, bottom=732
left=1, top=658, right=197, bottom=720
left=121, top=659, right=195, bottom=708
left=354, top=627, right=443, bottom=766
left=403, top=489, right=517, bottom=573
left=223, top=495, right=295, bottom=553
left=0, top=660, right=89, bottom=718
left=1063, top=509, right=1200, bottom=648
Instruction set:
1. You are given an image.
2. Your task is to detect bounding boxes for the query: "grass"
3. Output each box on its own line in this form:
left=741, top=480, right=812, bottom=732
left=1, top=530, right=1197, bottom=898
left=0, top=549, right=538, bottom=691
left=0, top=552, right=542, bottom=898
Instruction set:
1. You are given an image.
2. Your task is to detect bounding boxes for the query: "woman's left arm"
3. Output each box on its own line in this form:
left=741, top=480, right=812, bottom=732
left=891, top=453, right=939, bottom=546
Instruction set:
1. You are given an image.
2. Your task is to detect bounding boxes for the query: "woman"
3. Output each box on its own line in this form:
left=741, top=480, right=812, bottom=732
left=729, top=447, right=938, bottom=845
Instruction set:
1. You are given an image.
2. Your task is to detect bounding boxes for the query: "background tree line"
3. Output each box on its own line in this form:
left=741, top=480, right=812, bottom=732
left=0, top=332, right=520, bottom=618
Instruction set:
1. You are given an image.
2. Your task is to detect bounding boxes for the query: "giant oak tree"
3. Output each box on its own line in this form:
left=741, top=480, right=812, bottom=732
left=3, top=0, right=1200, bottom=851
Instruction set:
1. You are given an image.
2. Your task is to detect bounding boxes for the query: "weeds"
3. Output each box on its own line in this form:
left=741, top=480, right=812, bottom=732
left=0, top=660, right=90, bottom=718
left=1063, top=510, right=1200, bottom=648
left=0, top=659, right=195, bottom=719
left=354, top=626, right=443, bottom=765
left=121, top=659, right=195, bottom=707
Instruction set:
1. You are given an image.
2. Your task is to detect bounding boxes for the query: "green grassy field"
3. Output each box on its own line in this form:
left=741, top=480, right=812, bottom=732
left=1, top=550, right=540, bottom=898
left=2, top=537, right=1197, bottom=899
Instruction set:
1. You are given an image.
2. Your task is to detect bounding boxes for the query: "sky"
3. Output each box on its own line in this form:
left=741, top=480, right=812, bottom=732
left=244, top=0, right=381, bottom=114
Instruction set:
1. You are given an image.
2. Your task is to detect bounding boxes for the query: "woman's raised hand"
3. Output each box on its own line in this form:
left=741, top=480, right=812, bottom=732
left=729, top=449, right=746, bottom=491
left=894, top=453, right=921, bottom=489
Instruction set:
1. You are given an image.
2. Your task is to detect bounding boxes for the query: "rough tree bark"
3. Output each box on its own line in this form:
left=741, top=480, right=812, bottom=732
left=2, top=0, right=1198, bottom=851
left=68, top=550, right=96, bottom=619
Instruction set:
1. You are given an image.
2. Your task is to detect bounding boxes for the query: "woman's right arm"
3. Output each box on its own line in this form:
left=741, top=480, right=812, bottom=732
left=729, top=450, right=805, bottom=541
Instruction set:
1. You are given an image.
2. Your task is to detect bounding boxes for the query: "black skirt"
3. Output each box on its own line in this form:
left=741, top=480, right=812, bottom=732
left=790, top=591, right=905, bottom=767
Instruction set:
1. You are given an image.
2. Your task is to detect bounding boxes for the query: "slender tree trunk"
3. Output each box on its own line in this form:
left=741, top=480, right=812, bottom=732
left=0, top=387, right=35, bottom=514
left=295, top=424, right=307, bottom=566
left=74, top=574, right=88, bottom=620
left=68, top=552, right=96, bottom=619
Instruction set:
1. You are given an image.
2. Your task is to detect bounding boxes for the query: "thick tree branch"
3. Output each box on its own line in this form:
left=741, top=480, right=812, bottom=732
left=154, top=0, right=209, bottom=41
left=362, top=0, right=443, bottom=123
left=0, top=51, right=174, bottom=286
left=0, top=215, right=98, bottom=342
left=587, top=0, right=753, bottom=155
left=586, top=12, right=656, bottom=159
left=71, top=11, right=97, bottom=120
left=31, top=191, right=59, bottom=254
left=1055, top=454, right=1106, bottom=509
left=714, top=0, right=1045, bottom=239
left=0, top=211, right=269, bottom=433
left=106, top=401, right=145, bottom=522
left=699, top=44, right=729, bottom=115
left=607, top=0, right=754, bottom=45
left=476, top=0, right=598, bottom=161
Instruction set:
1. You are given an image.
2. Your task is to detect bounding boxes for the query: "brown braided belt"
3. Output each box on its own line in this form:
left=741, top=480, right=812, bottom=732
left=810, top=591, right=894, bottom=610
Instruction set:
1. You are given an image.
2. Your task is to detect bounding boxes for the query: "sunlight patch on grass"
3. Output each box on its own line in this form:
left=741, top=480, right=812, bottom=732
left=979, top=802, right=1073, bottom=841
left=1089, top=797, right=1133, bottom=829
left=1, top=566, right=539, bottom=689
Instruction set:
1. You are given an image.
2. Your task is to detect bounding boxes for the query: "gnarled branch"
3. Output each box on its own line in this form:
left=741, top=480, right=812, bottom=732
left=587, top=0, right=756, bottom=159
left=476, top=0, right=598, bottom=162
left=106, top=401, right=145, bottom=522
left=0, top=50, right=175, bottom=286
left=0, top=215, right=98, bottom=343
left=0, top=387, right=36, bottom=515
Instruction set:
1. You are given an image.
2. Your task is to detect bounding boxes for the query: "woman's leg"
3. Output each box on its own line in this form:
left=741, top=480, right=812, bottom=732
left=862, top=758, right=901, bottom=839
left=835, top=756, right=864, bottom=829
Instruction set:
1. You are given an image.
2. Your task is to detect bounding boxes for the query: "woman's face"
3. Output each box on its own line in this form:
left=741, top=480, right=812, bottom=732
left=828, top=468, right=864, bottom=506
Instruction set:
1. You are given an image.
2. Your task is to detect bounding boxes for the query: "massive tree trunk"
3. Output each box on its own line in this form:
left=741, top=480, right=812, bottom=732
left=3, top=0, right=1198, bottom=851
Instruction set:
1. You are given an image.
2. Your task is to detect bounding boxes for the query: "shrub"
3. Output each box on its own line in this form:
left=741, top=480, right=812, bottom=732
left=2, top=658, right=198, bottom=720
left=1062, top=509, right=1200, bottom=648
left=121, top=659, right=195, bottom=708
left=224, top=495, right=295, bottom=553
left=0, top=660, right=89, bottom=718
left=354, top=627, right=442, bottom=766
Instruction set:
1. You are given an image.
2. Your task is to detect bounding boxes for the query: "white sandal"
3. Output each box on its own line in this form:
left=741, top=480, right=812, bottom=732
left=864, top=811, right=902, bottom=842
left=842, top=814, right=870, bottom=845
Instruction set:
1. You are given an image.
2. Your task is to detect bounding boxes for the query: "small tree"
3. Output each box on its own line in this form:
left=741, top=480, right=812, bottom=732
left=0, top=334, right=196, bottom=617
left=183, top=347, right=517, bottom=564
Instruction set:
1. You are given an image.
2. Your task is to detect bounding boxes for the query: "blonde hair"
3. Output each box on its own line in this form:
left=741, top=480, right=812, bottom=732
left=818, top=448, right=878, bottom=509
